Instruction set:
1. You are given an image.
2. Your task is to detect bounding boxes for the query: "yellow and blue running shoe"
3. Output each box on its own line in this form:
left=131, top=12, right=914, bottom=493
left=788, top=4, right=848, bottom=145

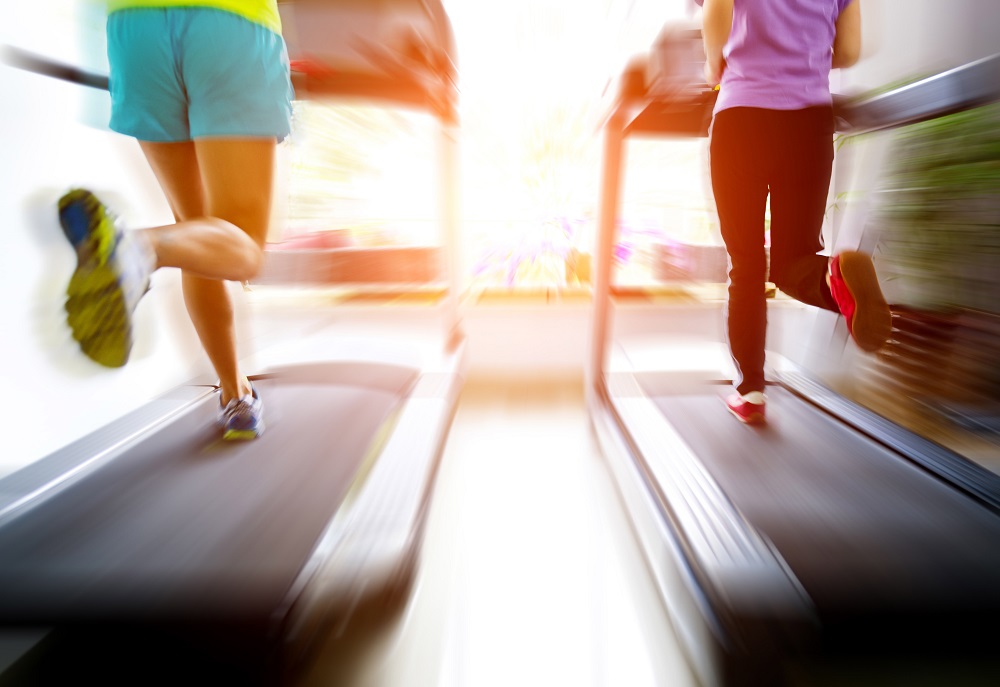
left=58, top=189, right=152, bottom=367
left=217, top=385, right=265, bottom=440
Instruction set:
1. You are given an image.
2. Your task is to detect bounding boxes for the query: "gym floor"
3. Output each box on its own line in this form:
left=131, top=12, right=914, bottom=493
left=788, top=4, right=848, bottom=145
left=294, top=375, right=698, bottom=687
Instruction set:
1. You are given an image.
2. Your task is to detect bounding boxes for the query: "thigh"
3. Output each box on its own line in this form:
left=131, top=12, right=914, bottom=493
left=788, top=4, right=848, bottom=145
left=195, top=138, right=276, bottom=247
left=768, top=107, right=835, bottom=263
left=139, top=141, right=205, bottom=222
left=107, top=10, right=190, bottom=142
left=710, top=108, right=771, bottom=272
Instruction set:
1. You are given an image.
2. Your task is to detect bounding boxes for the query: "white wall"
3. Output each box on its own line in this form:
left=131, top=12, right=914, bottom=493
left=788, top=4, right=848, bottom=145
left=844, top=0, right=998, bottom=93
left=0, top=65, right=217, bottom=476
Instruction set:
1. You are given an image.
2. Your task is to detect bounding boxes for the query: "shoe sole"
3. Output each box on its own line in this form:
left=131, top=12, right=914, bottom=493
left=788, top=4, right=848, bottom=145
left=837, top=251, right=891, bottom=353
left=65, top=252, right=134, bottom=369
left=223, top=426, right=264, bottom=441
left=727, top=407, right=766, bottom=425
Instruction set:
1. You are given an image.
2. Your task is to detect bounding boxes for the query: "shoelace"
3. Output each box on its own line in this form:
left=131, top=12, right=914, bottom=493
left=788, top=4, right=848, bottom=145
left=221, top=395, right=257, bottom=425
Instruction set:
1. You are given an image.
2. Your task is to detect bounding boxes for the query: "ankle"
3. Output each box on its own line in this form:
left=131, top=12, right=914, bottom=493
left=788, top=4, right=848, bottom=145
left=220, top=377, right=252, bottom=405
left=133, top=228, right=161, bottom=271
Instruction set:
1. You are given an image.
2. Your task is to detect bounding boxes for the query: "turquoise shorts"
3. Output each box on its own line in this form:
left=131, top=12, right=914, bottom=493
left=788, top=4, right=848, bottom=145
left=107, top=8, right=294, bottom=142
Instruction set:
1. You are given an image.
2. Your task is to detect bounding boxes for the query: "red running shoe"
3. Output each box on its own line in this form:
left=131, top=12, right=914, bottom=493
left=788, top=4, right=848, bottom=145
left=725, top=392, right=766, bottom=425
left=829, top=251, right=891, bottom=353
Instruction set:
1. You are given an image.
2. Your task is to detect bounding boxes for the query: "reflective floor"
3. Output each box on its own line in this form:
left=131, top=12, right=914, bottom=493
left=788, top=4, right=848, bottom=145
left=294, top=376, right=698, bottom=687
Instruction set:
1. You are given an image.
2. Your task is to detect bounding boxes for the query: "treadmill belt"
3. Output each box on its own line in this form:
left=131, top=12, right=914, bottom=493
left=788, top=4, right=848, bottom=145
left=640, top=378, right=1000, bottom=628
left=0, top=370, right=410, bottom=625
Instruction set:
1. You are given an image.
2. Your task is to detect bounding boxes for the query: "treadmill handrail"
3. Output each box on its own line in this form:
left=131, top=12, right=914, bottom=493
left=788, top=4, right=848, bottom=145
left=833, top=52, right=1000, bottom=135
left=1, top=43, right=457, bottom=121
left=1, top=45, right=110, bottom=91
left=593, top=51, right=1000, bottom=145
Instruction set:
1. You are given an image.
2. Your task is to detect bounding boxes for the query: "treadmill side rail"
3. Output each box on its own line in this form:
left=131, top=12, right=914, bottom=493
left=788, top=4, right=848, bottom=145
left=278, top=344, right=467, bottom=667
left=603, top=373, right=817, bottom=662
left=0, top=386, right=215, bottom=527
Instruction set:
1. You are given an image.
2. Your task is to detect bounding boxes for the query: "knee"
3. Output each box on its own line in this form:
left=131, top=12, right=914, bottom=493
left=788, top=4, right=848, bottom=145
left=205, top=217, right=265, bottom=282
left=727, top=252, right=768, bottom=284
left=237, top=241, right=265, bottom=282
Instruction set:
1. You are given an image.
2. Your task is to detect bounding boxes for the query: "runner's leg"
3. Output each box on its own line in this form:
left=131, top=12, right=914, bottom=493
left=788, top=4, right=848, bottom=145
left=137, top=139, right=274, bottom=403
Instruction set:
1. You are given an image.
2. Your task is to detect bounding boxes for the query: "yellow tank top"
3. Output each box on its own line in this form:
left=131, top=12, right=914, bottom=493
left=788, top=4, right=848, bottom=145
left=107, top=0, right=282, bottom=35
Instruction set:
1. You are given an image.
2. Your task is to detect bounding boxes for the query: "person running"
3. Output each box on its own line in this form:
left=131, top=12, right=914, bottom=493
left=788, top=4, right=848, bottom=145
left=58, top=0, right=293, bottom=439
left=700, top=0, right=891, bottom=425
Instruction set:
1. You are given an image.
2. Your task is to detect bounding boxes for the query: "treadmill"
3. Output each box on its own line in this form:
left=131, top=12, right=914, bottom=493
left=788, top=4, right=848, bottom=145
left=588, top=26, right=1000, bottom=687
left=0, top=2, right=464, bottom=683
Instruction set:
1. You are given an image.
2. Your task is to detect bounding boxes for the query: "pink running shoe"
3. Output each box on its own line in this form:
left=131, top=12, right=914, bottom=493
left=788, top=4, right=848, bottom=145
left=724, top=392, right=766, bottom=425
left=829, top=251, right=892, bottom=353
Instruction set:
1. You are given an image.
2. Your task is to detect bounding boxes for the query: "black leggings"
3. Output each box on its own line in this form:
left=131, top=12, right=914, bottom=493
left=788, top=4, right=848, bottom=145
left=709, top=106, right=841, bottom=395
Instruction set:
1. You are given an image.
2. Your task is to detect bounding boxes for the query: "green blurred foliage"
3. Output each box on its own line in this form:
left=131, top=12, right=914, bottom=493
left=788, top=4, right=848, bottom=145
left=875, top=102, right=1000, bottom=313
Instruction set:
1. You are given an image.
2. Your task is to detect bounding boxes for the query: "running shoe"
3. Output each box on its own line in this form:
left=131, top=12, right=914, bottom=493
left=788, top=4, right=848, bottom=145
left=829, top=250, right=892, bottom=353
left=724, top=391, right=766, bottom=425
left=58, top=189, right=152, bottom=367
left=218, top=386, right=265, bottom=440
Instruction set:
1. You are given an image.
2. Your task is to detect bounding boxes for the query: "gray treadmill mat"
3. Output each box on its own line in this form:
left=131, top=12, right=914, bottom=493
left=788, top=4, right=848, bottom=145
left=641, top=378, right=1000, bottom=615
left=0, top=370, right=411, bottom=623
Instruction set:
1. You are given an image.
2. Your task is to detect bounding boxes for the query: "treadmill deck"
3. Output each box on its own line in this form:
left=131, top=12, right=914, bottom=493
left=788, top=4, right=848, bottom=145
left=0, top=363, right=416, bottom=625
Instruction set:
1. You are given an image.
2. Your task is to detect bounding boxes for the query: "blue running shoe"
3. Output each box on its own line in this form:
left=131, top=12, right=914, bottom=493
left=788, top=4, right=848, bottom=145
left=218, top=386, right=265, bottom=440
left=58, top=189, right=153, bottom=367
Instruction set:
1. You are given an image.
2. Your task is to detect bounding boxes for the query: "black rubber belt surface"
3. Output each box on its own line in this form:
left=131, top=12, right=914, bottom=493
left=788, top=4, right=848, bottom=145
left=0, top=372, right=407, bottom=625
left=641, top=378, right=1000, bottom=648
